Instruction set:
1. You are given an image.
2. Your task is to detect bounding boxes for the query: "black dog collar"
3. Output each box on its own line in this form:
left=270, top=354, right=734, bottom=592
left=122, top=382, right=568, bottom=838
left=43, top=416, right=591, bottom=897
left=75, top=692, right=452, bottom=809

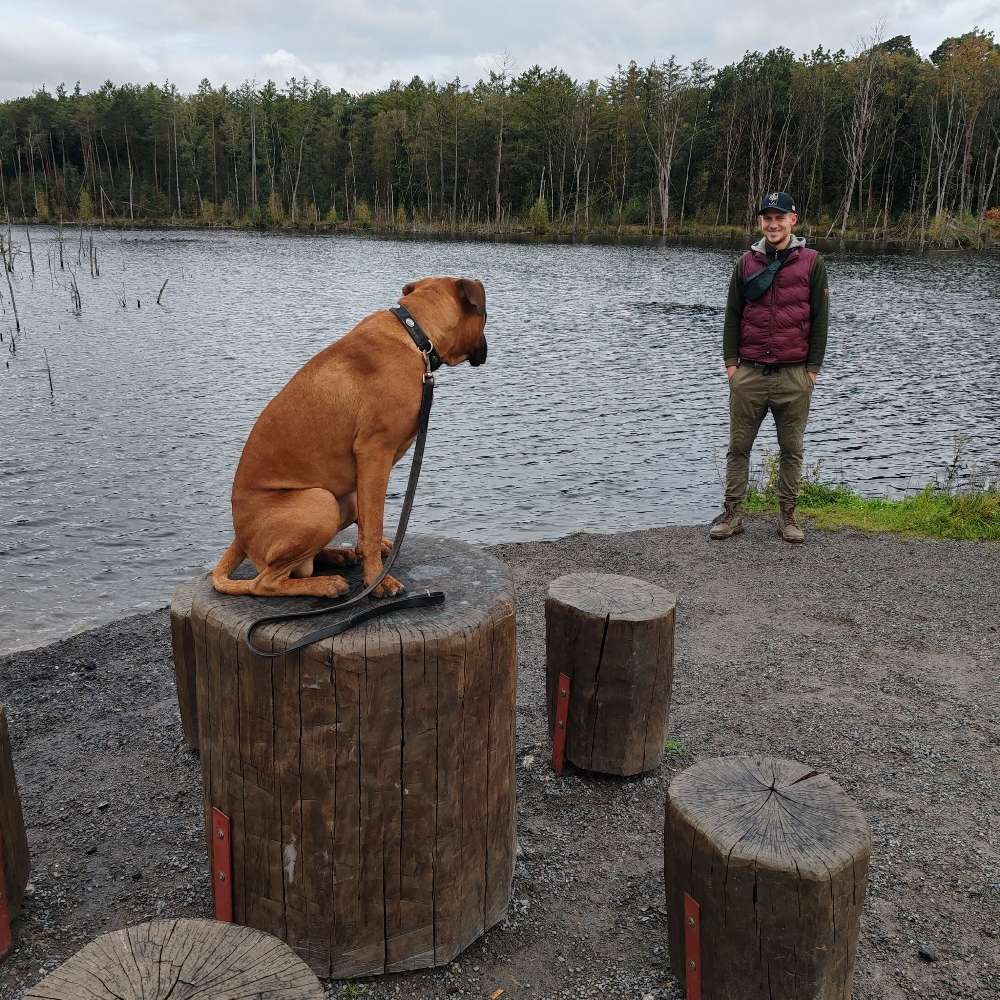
left=391, top=305, right=442, bottom=372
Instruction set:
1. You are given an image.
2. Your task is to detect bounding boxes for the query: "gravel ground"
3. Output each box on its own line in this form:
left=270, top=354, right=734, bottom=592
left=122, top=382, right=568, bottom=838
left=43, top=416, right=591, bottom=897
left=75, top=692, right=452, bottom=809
left=1, top=521, right=997, bottom=999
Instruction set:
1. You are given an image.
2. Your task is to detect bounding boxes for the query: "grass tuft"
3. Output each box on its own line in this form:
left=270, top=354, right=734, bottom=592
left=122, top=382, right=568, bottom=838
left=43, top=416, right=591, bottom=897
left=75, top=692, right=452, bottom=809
left=744, top=448, right=1000, bottom=542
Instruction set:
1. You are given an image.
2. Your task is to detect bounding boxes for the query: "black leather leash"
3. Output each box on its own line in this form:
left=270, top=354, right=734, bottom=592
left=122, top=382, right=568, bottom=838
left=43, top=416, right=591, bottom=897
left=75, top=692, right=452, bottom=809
left=244, top=304, right=445, bottom=658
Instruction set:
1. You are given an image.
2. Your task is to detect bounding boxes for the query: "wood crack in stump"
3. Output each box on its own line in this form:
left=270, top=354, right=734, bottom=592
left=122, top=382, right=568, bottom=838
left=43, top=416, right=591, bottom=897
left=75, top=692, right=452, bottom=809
left=546, top=573, right=676, bottom=776
left=790, top=769, right=820, bottom=785
left=588, top=613, right=611, bottom=767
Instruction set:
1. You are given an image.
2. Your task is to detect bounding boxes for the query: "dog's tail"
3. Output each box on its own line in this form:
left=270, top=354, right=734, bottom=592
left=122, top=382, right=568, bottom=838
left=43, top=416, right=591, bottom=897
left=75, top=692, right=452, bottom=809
left=211, top=539, right=254, bottom=595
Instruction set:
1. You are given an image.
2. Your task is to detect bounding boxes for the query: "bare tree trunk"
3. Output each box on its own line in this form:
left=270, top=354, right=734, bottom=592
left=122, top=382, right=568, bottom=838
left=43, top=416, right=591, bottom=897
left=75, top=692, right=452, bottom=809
left=15, top=147, right=26, bottom=217
left=425, top=152, right=432, bottom=223
left=232, top=144, right=240, bottom=216
left=124, top=124, right=134, bottom=220
left=438, top=128, right=445, bottom=220
left=452, top=111, right=458, bottom=231
left=290, top=134, right=305, bottom=223
left=494, top=80, right=506, bottom=226
left=919, top=123, right=934, bottom=246
left=349, top=140, right=359, bottom=217
left=716, top=101, right=740, bottom=226
left=838, top=51, right=881, bottom=236
left=100, top=130, right=115, bottom=190
left=211, top=116, right=218, bottom=206
left=250, top=97, right=257, bottom=211
left=679, top=114, right=698, bottom=225
left=50, top=131, right=63, bottom=210
left=977, top=124, right=1000, bottom=219
left=2, top=227, right=20, bottom=331
left=173, top=113, right=182, bottom=214
left=26, top=133, right=37, bottom=216
left=640, top=61, right=684, bottom=237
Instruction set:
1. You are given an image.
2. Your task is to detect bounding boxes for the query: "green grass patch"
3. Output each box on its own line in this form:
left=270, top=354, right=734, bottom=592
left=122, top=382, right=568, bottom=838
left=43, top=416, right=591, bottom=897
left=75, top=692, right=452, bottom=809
left=744, top=456, right=1000, bottom=542
left=663, top=739, right=690, bottom=760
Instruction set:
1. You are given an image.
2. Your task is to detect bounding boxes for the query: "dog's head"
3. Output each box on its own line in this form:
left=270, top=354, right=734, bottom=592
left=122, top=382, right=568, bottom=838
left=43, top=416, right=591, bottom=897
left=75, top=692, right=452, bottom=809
left=400, top=277, right=488, bottom=367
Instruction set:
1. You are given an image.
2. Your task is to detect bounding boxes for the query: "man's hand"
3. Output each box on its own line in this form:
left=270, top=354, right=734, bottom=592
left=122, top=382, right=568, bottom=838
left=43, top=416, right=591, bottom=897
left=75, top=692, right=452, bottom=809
left=808, top=371, right=818, bottom=385
left=726, top=365, right=737, bottom=380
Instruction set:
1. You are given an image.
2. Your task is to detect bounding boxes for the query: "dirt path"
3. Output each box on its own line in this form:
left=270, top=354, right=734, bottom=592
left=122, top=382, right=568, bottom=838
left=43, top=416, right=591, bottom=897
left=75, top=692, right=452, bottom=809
left=1, top=523, right=997, bottom=999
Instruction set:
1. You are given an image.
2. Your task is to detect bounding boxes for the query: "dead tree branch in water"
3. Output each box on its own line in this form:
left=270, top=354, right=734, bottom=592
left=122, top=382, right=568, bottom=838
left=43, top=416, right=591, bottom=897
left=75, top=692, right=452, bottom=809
left=1, top=238, right=19, bottom=331
left=44, top=347, right=54, bottom=398
left=24, top=225, right=34, bottom=275
left=69, top=270, right=82, bottom=314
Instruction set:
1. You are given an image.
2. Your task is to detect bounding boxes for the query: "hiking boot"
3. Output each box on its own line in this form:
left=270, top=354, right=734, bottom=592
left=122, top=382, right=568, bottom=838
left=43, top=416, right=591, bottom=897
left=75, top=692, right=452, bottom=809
left=709, top=506, right=745, bottom=540
left=778, top=506, right=805, bottom=543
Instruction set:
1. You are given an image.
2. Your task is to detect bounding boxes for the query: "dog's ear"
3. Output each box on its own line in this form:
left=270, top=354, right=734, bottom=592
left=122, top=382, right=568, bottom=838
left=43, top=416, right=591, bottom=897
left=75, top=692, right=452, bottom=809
left=457, top=278, right=487, bottom=316
left=401, top=282, right=417, bottom=296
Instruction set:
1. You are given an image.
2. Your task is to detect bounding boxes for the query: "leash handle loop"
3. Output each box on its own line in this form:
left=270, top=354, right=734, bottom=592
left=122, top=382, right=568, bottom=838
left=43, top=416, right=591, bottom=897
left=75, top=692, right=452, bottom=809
left=246, top=590, right=445, bottom=658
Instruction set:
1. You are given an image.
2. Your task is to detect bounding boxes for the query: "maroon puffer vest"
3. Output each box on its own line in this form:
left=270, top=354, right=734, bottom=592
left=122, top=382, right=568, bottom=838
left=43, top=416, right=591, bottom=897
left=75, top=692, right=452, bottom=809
left=739, top=245, right=817, bottom=364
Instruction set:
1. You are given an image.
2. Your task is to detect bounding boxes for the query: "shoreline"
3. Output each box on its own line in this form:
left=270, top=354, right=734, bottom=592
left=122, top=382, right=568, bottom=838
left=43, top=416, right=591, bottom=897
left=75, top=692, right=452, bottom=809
left=9, top=216, right=998, bottom=255
left=3, top=500, right=996, bottom=660
left=1, top=524, right=997, bottom=999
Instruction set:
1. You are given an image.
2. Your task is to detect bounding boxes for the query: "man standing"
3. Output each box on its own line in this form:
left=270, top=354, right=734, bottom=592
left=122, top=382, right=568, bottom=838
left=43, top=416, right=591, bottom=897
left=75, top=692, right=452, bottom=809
left=709, top=191, right=829, bottom=543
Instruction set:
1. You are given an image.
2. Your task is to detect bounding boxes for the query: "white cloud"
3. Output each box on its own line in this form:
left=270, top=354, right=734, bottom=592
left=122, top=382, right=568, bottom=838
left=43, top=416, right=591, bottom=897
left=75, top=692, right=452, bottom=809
left=1, top=0, right=997, bottom=99
left=0, top=13, right=166, bottom=95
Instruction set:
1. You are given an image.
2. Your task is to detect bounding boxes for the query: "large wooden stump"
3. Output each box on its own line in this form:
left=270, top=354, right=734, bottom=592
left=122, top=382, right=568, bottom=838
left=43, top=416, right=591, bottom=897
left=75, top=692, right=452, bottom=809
left=174, top=534, right=517, bottom=978
left=0, top=706, right=29, bottom=960
left=545, top=573, right=676, bottom=775
left=24, top=918, right=325, bottom=999
left=665, top=756, right=871, bottom=1000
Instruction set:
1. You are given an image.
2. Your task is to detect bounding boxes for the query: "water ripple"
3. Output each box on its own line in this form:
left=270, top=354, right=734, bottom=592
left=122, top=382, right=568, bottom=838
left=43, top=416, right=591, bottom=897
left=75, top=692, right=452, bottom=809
left=2, top=228, right=998, bottom=652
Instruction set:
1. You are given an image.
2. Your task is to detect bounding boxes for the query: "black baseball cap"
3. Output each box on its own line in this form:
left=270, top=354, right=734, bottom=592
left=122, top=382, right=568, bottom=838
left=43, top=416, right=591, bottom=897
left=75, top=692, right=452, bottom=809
left=758, top=191, right=796, bottom=214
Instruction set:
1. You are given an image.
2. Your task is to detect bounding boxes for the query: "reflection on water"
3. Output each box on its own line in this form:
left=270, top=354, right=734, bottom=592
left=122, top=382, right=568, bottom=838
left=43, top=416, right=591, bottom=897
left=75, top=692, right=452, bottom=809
left=2, top=228, right=998, bottom=653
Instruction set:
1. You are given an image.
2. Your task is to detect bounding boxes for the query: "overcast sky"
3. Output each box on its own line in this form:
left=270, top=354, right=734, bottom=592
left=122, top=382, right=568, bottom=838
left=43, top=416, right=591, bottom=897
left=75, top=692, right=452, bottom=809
left=2, top=0, right=998, bottom=100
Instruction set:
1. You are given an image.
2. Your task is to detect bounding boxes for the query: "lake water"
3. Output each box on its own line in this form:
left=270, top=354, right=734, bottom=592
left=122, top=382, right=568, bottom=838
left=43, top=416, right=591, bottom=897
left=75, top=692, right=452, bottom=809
left=2, top=227, right=997, bottom=654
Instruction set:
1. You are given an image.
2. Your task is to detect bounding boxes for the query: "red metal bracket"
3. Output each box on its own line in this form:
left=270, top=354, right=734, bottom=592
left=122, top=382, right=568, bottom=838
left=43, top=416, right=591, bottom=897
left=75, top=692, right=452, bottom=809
left=0, top=837, right=11, bottom=960
left=684, top=892, right=702, bottom=1000
left=552, top=672, right=571, bottom=775
left=212, top=808, right=233, bottom=923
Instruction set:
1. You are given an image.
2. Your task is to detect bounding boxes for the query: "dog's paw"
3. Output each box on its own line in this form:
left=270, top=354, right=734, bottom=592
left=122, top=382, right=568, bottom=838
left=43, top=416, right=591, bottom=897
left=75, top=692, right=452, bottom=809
left=319, top=575, right=351, bottom=597
left=372, top=575, right=406, bottom=598
left=380, top=537, right=394, bottom=555
left=316, top=546, right=360, bottom=567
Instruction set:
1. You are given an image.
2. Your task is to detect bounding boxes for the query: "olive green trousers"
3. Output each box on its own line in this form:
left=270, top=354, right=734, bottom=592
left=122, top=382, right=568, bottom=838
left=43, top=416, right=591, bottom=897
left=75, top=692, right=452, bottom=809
left=725, top=362, right=814, bottom=510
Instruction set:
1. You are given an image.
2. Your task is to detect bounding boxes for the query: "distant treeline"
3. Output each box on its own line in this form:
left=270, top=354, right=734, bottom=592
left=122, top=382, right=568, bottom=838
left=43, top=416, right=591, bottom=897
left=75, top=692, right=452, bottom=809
left=1, top=30, right=998, bottom=244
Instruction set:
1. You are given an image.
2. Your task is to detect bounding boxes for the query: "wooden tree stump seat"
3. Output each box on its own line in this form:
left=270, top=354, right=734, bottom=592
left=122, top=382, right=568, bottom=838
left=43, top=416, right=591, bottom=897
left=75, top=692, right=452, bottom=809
left=23, top=918, right=325, bottom=999
left=172, top=534, right=517, bottom=978
left=0, top=705, right=29, bottom=961
left=545, top=573, right=676, bottom=775
left=664, top=756, right=871, bottom=1000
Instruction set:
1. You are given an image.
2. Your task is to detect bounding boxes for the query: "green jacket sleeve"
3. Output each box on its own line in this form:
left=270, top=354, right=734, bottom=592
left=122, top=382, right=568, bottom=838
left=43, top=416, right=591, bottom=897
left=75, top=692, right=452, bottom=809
left=723, top=258, right=744, bottom=367
left=807, top=255, right=829, bottom=372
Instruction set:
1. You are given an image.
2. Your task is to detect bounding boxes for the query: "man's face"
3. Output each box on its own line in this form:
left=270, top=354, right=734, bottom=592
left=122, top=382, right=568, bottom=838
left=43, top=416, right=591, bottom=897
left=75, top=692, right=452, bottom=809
left=759, top=210, right=797, bottom=248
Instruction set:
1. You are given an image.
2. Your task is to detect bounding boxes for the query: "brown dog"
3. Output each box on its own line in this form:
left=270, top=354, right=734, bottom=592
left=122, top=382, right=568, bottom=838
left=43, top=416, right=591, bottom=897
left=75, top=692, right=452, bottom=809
left=211, top=276, right=488, bottom=599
